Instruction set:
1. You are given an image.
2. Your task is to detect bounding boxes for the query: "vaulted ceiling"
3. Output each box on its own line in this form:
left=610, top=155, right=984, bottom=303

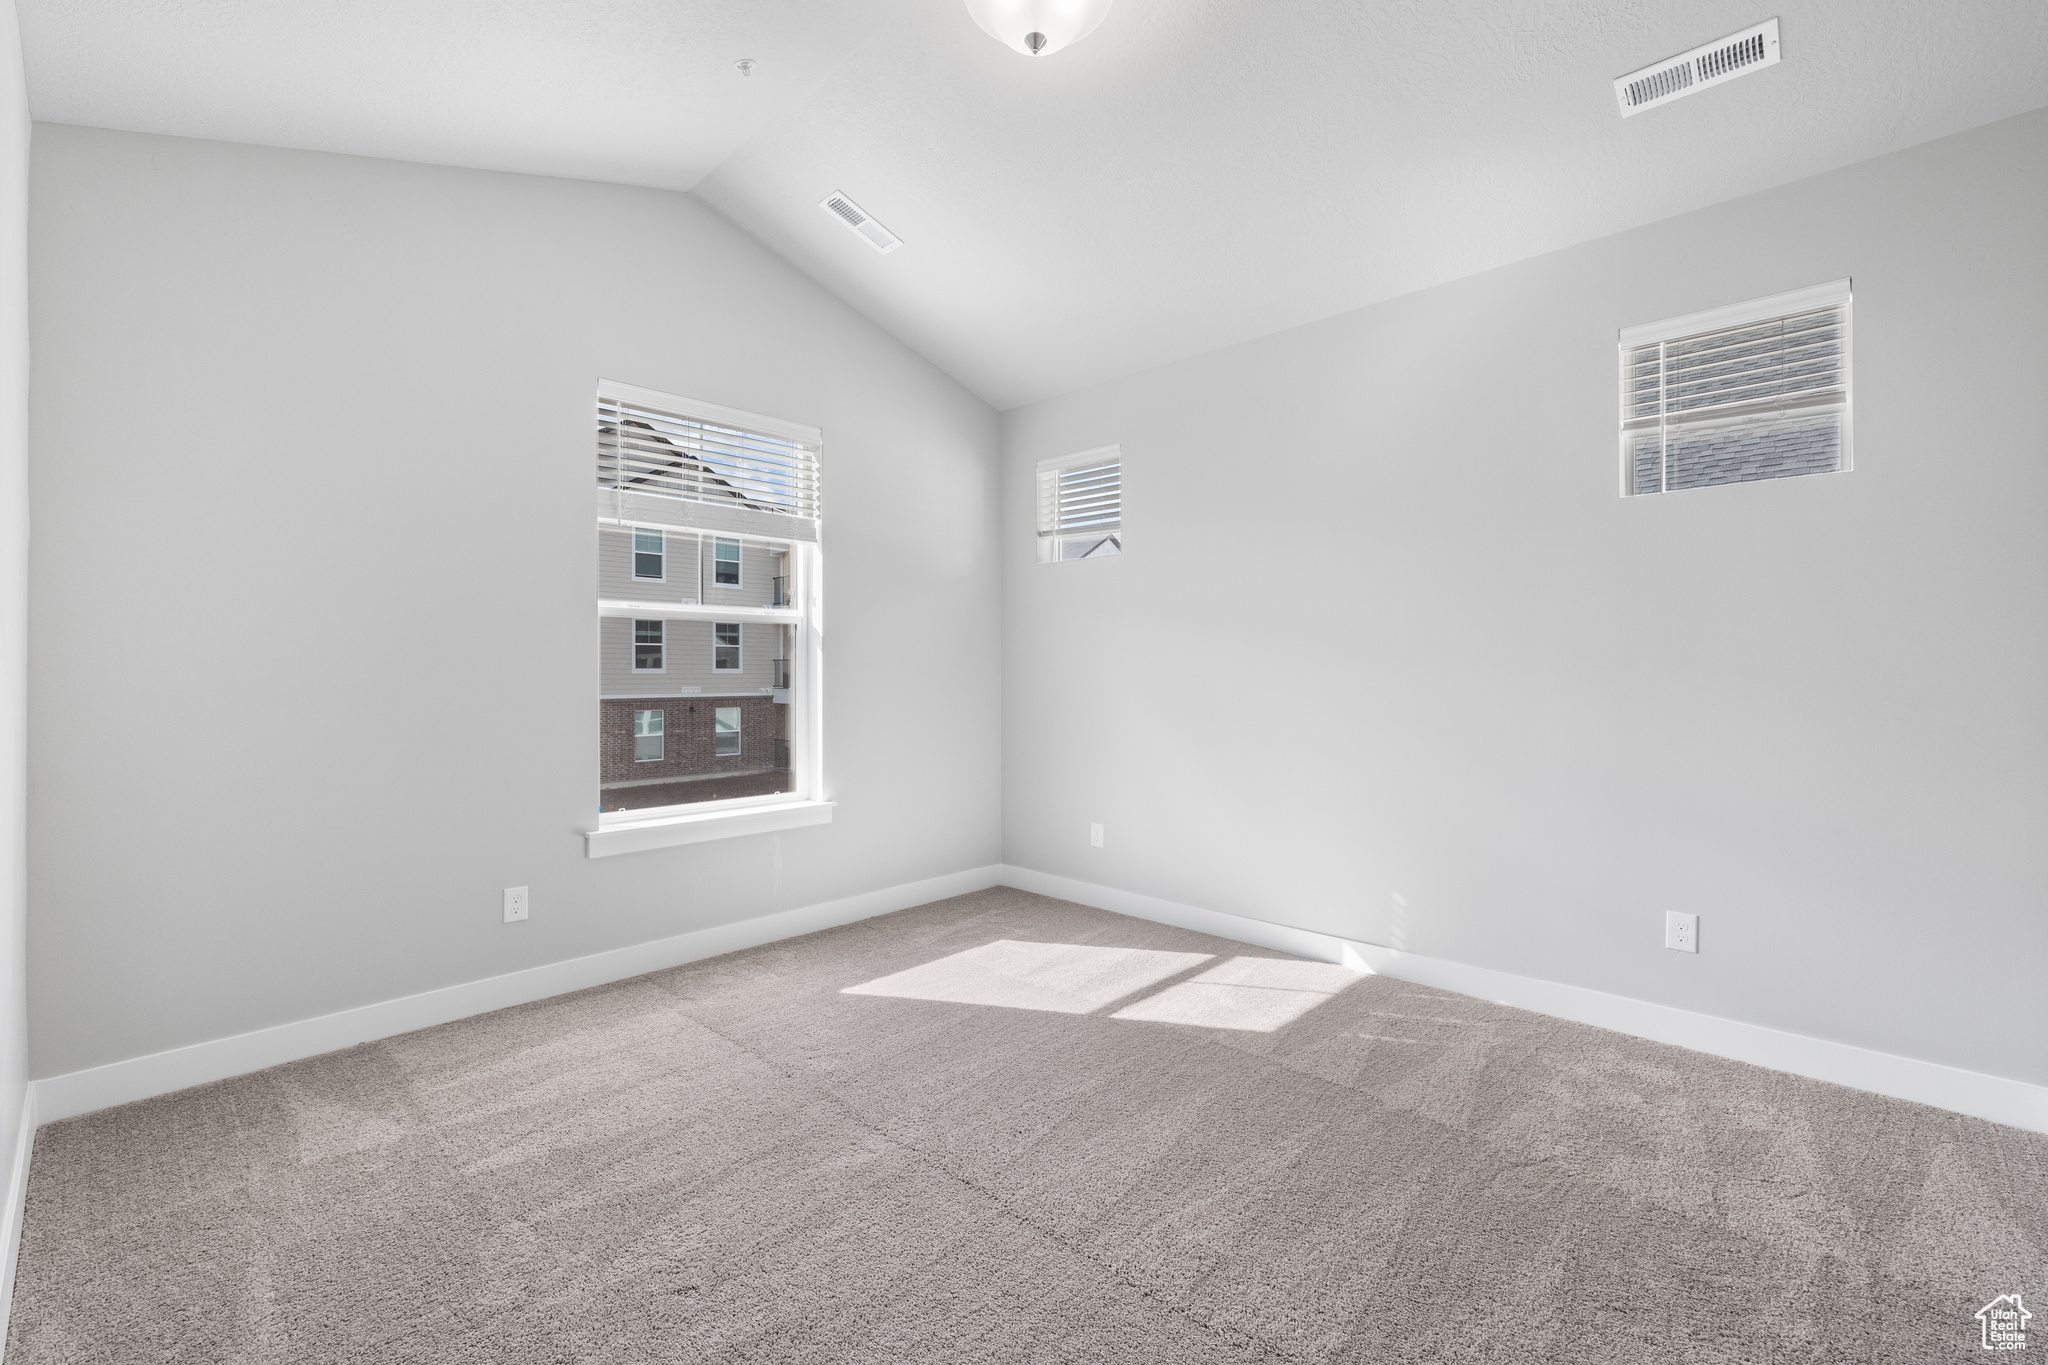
left=18, top=0, right=2048, bottom=408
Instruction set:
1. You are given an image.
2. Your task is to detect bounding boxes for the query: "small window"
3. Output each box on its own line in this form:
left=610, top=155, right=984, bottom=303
left=633, top=709, right=664, bottom=762
left=632, top=529, right=664, bottom=581
left=633, top=619, right=665, bottom=671
left=1036, top=446, right=1122, bottom=562
left=714, top=537, right=741, bottom=586
left=713, top=622, right=741, bottom=671
left=1621, top=280, right=1850, bottom=496
left=714, top=707, right=741, bottom=757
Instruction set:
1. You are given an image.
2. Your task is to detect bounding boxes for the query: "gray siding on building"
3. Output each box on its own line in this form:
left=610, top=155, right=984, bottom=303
left=598, top=525, right=789, bottom=607
left=600, top=615, right=789, bottom=697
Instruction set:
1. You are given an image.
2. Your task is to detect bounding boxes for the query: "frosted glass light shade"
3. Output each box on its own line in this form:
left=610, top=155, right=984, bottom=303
left=962, top=0, right=1114, bottom=57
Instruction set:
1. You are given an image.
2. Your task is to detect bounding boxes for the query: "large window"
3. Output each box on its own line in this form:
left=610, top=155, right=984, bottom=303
left=1037, top=446, right=1122, bottom=561
left=1621, top=280, right=1850, bottom=496
left=595, top=380, right=822, bottom=833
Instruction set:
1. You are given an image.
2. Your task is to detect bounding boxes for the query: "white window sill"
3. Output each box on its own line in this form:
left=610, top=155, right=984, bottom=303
left=584, top=799, right=834, bottom=859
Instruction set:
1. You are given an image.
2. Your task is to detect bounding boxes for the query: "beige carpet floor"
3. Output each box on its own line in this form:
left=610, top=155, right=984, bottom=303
left=7, top=887, right=2045, bottom=1363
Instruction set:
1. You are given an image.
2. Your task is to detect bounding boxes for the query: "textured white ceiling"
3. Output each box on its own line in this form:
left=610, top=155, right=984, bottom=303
left=15, top=0, right=901, bottom=190
left=20, top=1, right=2048, bottom=408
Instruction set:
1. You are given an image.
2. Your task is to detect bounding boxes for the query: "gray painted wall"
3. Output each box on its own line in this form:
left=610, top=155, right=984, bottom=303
left=1000, top=109, right=2048, bottom=1087
left=0, top=0, right=28, bottom=1207
left=28, top=124, right=1002, bottom=1078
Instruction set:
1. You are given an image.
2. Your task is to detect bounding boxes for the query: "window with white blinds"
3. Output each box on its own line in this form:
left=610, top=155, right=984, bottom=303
left=598, top=380, right=821, bottom=541
left=1620, top=280, right=1850, bottom=496
left=594, top=379, right=821, bottom=834
left=1036, top=446, right=1122, bottom=562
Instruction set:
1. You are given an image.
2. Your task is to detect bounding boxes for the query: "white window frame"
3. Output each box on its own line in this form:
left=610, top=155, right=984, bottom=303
left=712, top=621, right=742, bottom=672
left=591, top=379, right=831, bottom=856
left=713, top=706, right=742, bottom=757
left=712, top=536, right=743, bottom=588
left=633, top=708, right=665, bottom=762
left=632, top=618, right=665, bottom=673
left=1618, top=279, right=1852, bottom=497
left=1036, top=445, right=1123, bottom=563
left=632, top=528, right=665, bottom=582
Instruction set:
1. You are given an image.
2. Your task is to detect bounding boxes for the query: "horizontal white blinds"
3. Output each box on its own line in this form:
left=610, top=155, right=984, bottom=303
left=1037, top=451, right=1121, bottom=537
left=598, top=391, right=821, bottom=542
left=1621, top=286, right=1849, bottom=496
left=1624, top=306, right=1846, bottom=429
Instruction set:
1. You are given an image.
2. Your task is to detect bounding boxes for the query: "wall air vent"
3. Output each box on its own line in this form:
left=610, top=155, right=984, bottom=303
left=1615, top=18, right=1780, bottom=117
left=819, top=192, right=903, bottom=254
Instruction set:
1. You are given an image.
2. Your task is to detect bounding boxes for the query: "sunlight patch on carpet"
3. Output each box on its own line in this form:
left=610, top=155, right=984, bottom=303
left=841, top=940, right=1211, bottom=1015
left=1110, top=957, right=1362, bottom=1032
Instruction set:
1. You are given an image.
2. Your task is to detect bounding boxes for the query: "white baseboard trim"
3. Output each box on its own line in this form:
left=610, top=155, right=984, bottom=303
left=0, top=1081, right=35, bottom=1364
left=1000, top=864, right=1356, bottom=963
left=998, top=864, right=2048, bottom=1136
left=31, top=864, right=1004, bottom=1127
left=27, top=859, right=2046, bottom=1138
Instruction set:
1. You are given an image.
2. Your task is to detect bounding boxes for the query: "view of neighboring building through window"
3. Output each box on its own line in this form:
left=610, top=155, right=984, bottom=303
left=633, top=619, right=664, bottom=671
left=634, top=709, right=664, bottom=761
left=1037, top=446, right=1122, bottom=561
left=1621, top=280, right=1850, bottom=495
left=633, top=529, right=664, bottom=580
left=596, top=380, right=821, bottom=817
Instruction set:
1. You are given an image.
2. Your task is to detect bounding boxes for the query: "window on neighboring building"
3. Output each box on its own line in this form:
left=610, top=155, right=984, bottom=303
left=1621, top=280, right=1850, bottom=496
left=633, top=619, right=664, bottom=671
left=633, top=529, right=664, bottom=580
left=1037, top=446, right=1122, bottom=561
left=597, top=380, right=820, bottom=823
left=634, top=709, right=664, bottom=761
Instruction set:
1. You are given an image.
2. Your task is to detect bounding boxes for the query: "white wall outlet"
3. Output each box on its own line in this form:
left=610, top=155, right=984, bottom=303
left=1090, top=823, right=1104, bottom=848
left=1664, top=911, right=1697, bottom=953
left=503, top=886, right=529, bottom=923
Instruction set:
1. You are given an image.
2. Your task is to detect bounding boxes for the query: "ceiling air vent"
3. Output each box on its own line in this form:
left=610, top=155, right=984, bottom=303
left=820, top=192, right=902, bottom=254
left=1615, top=18, right=1780, bottom=117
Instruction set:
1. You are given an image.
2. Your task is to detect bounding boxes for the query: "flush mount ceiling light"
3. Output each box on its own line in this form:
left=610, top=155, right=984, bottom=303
left=963, top=0, right=1114, bottom=57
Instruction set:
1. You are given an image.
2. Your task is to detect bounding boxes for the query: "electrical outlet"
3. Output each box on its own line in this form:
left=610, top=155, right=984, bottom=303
left=1664, top=911, right=1697, bottom=953
left=504, top=886, right=529, bottom=924
left=1089, top=823, right=1104, bottom=848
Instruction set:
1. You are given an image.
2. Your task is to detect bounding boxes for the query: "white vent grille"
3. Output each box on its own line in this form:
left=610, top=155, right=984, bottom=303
left=819, top=191, right=903, bottom=254
left=1615, top=19, right=1779, bottom=117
